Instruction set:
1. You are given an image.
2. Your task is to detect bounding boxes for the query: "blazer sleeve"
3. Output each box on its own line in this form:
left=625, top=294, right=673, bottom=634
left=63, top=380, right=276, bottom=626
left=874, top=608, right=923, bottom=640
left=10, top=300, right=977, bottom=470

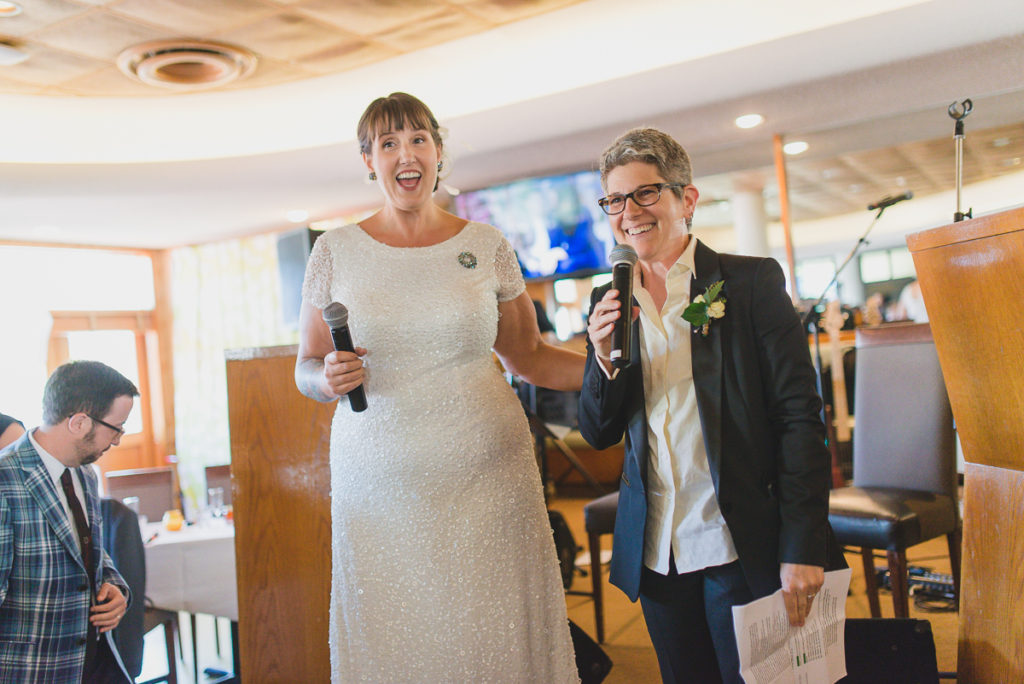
left=750, top=258, right=831, bottom=566
left=577, top=284, right=632, bottom=450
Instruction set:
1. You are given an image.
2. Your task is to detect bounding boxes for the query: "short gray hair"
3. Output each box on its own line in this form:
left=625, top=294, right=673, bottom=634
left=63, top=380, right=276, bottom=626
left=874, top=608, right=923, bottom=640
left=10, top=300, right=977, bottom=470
left=599, top=127, right=693, bottom=200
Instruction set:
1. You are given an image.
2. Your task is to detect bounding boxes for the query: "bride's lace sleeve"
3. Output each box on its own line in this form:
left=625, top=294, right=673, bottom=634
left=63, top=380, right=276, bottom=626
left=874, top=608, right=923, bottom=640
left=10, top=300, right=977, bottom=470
left=493, top=234, right=526, bottom=303
left=301, top=233, right=334, bottom=310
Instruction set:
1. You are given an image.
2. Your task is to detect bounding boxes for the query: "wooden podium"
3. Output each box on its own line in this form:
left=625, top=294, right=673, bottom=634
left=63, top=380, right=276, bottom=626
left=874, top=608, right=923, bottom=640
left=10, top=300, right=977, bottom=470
left=907, top=207, right=1024, bottom=683
left=226, top=345, right=333, bottom=681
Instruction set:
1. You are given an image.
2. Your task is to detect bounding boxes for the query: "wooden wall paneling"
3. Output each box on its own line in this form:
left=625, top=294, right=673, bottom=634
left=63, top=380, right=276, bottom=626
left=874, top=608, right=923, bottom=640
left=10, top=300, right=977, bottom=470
left=956, top=463, right=1024, bottom=683
left=150, top=249, right=176, bottom=459
left=907, top=207, right=1024, bottom=683
left=226, top=345, right=333, bottom=682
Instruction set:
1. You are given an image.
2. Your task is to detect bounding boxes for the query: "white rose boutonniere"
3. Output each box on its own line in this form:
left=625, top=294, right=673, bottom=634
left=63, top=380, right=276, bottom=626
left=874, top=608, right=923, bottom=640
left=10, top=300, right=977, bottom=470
left=682, top=280, right=726, bottom=336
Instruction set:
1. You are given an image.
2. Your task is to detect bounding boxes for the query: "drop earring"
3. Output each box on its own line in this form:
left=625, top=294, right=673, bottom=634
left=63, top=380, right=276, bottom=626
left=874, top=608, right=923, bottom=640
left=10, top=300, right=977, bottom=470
left=368, top=171, right=377, bottom=181
left=437, top=161, right=442, bottom=172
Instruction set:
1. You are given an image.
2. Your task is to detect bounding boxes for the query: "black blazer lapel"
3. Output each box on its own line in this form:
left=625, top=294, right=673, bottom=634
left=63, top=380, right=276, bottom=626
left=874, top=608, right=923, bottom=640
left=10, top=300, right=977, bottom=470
left=690, top=240, right=724, bottom=487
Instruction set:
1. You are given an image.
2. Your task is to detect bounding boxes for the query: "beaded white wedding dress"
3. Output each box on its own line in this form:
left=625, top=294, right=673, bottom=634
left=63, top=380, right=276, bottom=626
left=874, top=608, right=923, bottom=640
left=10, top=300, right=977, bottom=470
left=302, top=222, right=579, bottom=683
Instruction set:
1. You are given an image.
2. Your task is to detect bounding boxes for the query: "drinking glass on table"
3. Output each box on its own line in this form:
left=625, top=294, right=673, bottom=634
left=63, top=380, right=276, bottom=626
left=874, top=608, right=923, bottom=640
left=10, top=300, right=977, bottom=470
left=208, top=486, right=225, bottom=519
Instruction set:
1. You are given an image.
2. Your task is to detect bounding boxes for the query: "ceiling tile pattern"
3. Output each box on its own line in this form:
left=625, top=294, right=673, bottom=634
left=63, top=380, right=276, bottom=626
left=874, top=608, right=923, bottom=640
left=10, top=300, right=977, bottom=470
left=696, top=122, right=1024, bottom=225
left=0, top=0, right=586, bottom=96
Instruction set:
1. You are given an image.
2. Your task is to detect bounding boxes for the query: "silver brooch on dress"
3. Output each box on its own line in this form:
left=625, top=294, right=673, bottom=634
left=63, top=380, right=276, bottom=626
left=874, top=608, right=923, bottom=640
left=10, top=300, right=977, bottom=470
left=458, top=251, right=477, bottom=269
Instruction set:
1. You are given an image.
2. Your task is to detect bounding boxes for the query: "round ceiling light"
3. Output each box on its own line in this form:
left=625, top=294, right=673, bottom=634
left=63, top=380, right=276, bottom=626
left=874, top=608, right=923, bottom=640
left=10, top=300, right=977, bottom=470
left=734, top=113, right=764, bottom=129
left=0, top=2, right=23, bottom=18
left=117, top=40, right=257, bottom=90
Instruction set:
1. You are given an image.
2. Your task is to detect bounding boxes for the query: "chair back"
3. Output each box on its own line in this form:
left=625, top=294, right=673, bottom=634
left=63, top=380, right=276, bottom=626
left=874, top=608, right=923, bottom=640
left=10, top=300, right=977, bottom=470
left=205, top=464, right=232, bottom=506
left=852, top=324, right=956, bottom=498
left=101, top=497, right=146, bottom=679
left=105, top=466, right=176, bottom=520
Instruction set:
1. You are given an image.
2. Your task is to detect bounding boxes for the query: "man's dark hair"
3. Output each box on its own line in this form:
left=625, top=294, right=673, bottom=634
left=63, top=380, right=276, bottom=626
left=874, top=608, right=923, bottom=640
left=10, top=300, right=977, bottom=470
left=41, top=361, right=139, bottom=426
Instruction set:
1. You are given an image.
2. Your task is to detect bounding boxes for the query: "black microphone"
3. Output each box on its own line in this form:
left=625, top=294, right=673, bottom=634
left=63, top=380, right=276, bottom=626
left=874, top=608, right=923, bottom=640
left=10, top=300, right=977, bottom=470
left=608, top=244, right=638, bottom=369
left=321, top=302, right=368, bottom=412
left=867, top=191, right=913, bottom=211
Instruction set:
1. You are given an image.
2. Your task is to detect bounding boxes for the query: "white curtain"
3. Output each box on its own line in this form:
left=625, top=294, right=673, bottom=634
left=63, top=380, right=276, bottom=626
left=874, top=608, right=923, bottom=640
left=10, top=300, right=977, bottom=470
left=170, top=233, right=298, bottom=513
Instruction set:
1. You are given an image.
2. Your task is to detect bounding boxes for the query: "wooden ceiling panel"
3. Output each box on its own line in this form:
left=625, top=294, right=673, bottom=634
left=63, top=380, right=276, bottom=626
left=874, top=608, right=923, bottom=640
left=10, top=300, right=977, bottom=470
left=455, top=0, right=582, bottom=23
left=372, top=9, right=490, bottom=52
left=218, top=11, right=358, bottom=61
left=295, top=0, right=451, bottom=36
left=0, top=0, right=85, bottom=37
left=0, top=44, right=105, bottom=87
left=297, top=40, right=399, bottom=75
left=112, top=0, right=281, bottom=36
left=32, top=11, right=167, bottom=61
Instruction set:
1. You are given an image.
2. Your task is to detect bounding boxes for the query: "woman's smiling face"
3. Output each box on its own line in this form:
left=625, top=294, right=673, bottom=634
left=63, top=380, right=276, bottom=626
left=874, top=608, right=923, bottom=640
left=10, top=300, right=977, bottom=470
left=604, top=161, right=698, bottom=266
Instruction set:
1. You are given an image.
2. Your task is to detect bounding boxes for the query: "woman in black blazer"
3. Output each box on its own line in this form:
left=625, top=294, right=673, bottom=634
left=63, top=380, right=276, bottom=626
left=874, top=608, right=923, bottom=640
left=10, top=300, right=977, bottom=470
left=578, top=127, right=844, bottom=683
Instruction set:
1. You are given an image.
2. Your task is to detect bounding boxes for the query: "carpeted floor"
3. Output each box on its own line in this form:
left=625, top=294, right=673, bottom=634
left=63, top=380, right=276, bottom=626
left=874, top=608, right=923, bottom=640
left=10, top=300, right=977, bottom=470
left=551, top=496, right=959, bottom=683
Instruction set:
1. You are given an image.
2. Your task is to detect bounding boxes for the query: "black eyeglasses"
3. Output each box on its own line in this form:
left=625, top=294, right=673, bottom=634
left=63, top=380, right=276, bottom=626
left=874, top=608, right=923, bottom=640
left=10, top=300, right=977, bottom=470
left=88, top=415, right=125, bottom=437
left=597, top=183, right=685, bottom=215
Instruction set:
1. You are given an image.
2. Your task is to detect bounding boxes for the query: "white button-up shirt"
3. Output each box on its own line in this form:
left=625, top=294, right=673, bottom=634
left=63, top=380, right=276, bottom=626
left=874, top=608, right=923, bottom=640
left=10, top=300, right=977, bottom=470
left=29, top=428, right=90, bottom=537
left=632, top=237, right=737, bottom=575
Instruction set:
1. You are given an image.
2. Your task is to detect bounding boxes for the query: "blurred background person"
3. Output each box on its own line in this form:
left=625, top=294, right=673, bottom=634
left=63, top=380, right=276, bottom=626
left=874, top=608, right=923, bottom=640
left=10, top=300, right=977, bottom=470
left=294, top=92, right=584, bottom=683
left=0, top=413, right=24, bottom=450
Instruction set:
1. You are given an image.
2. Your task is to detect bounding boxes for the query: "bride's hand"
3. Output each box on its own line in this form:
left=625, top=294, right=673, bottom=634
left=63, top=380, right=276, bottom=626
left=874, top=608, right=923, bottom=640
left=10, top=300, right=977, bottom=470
left=324, top=347, right=368, bottom=397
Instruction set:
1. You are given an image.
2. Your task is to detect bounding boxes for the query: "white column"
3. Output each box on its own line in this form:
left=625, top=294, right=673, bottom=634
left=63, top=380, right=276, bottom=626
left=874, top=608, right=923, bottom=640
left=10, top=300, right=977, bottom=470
left=731, top=186, right=770, bottom=257
left=834, top=250, right=865, bottom=305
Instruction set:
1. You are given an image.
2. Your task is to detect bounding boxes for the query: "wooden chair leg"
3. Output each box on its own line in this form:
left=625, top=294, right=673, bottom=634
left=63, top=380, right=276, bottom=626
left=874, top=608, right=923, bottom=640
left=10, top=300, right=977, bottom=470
left=887, top=549, right=910, bottom=618
left=947, top=528, right=962, bottom=609
left=191, top=613, right=200, bottom=684
left=163, top=618, right=178, bottom=684
left=588, top=531, right=605, bottom=644
left=860, top=547, right=882, bottom=618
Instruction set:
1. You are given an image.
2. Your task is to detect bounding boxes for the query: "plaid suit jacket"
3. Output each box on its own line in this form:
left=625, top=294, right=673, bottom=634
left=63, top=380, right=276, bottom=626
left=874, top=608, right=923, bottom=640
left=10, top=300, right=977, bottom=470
left=0, top=434, right=130, bottom=683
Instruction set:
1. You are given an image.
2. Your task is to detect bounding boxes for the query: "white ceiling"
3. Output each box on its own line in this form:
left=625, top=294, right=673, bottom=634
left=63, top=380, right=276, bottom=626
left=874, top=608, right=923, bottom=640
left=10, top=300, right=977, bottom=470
left=1, top=0, right=1023, bottom=249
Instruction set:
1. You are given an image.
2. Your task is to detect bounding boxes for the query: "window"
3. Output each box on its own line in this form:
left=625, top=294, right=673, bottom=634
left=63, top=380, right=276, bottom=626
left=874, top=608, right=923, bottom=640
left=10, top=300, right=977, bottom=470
left=860, top=246, right=915, bottom=283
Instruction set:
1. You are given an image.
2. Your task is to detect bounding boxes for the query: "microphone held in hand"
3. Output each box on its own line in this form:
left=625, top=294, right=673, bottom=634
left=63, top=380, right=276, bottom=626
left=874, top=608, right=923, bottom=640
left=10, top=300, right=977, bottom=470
left=321, top=302, right=368, bottom=412
left=867, top=191, right=913, bottom=211
left=609, top=244, right=638, bottom=368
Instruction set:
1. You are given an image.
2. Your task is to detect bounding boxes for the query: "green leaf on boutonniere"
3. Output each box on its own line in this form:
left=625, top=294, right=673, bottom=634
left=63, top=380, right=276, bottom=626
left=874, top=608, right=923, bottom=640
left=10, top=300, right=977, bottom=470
left=682, top=280, right=727, bottom=336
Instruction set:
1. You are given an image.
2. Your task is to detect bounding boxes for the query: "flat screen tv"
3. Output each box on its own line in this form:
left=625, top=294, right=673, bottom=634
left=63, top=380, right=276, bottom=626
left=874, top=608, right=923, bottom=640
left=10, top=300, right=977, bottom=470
left=453, top=170, right=615, bottom=281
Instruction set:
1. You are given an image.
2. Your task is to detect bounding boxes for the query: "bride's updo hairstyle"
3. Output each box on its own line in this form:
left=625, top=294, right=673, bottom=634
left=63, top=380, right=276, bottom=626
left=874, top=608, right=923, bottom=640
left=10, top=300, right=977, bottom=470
left=357, top=92, right=443, bottom=155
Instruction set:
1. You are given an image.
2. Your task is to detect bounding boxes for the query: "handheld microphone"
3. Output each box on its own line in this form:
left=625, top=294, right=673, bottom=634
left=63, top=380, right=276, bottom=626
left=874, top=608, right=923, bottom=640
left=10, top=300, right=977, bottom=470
left=867, top=191, right=913, bottom=211
left=608, top=244, right=638, bottom=368
left=321, top=302, right=368, bottom=412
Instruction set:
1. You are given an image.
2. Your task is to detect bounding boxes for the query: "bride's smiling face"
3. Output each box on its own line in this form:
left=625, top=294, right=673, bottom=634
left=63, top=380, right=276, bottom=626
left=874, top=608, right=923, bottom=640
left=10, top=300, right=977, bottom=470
left=364, top=125, right=442, bottom=213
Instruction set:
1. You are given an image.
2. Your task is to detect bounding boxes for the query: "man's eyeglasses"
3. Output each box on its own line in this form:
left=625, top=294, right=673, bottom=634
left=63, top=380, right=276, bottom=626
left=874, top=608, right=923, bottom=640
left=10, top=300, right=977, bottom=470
left=597, top=183, right=685, bottom=216
left=88, top=415, right=125, bottom=437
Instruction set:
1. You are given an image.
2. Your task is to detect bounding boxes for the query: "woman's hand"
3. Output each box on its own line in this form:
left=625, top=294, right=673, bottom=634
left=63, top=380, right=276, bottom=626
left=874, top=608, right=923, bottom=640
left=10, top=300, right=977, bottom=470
left=587, top=289, right=636, bottom=370
left=780, top=562, right=825, bottom=627
left=323, top=347, right=368, bottom=398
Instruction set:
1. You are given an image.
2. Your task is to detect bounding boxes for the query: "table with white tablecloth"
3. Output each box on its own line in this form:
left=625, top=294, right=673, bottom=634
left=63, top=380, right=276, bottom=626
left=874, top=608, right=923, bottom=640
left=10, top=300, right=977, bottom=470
left=143, top=521, right=239, bottom=680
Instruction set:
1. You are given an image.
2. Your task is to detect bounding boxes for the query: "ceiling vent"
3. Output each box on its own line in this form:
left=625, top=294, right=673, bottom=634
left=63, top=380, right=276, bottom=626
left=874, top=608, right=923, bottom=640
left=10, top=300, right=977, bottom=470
left=117, top=40, right=257, bottom=90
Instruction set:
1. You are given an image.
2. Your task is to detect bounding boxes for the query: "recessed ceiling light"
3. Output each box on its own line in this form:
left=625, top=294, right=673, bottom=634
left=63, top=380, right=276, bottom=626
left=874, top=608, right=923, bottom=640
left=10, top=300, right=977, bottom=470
left=117, top=40, right=257, bottom=90
left=783, top=141, right=809, bottom=155
left=734, top=114, right=764, bottom=129
left=0, top=42, right=28, bottom=66
left=286, top=209, right=309, bottom=224
left=0, top=2, right=23, bottom=18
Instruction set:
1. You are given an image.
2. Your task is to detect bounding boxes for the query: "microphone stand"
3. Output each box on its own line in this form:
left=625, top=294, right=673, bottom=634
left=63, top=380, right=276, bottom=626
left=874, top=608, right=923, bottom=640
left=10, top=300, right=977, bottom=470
left=803, top=205, right=889, bottom=423
left=948, top=98, right=973, bottom=222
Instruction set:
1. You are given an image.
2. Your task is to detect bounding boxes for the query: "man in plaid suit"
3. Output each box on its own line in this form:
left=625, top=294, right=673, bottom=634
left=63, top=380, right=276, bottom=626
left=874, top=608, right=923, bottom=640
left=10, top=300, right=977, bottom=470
left=0, top=361, right=137, bottom=683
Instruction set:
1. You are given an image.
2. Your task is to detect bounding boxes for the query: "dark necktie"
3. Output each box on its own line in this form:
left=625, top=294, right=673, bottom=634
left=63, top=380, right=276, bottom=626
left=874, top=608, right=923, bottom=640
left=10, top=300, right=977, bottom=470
left=59, top=468, right=98, bottom=664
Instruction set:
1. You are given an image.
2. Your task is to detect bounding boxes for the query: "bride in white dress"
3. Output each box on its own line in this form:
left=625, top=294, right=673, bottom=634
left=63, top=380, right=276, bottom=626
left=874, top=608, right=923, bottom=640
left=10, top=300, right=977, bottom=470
left=295, top=92, right=584, bottom=683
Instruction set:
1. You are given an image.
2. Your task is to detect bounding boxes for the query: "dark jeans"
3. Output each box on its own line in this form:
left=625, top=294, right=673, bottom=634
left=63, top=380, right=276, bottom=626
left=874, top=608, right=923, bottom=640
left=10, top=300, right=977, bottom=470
left=639, top=559, right=753, bottom=684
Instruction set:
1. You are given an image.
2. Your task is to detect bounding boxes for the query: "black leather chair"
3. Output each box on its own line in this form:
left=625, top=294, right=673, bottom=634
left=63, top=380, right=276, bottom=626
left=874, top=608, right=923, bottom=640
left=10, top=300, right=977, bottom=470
left=828, top=324, right=961, bottom=618
left=582, top=491, right=618, bottom=643
left=102, top=497, right=180, bottom=684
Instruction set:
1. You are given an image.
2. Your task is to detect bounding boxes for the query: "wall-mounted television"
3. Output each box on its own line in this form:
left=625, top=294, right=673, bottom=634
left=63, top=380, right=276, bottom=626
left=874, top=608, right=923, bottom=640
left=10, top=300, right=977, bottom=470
left=453, top=170, right=615, bottom=281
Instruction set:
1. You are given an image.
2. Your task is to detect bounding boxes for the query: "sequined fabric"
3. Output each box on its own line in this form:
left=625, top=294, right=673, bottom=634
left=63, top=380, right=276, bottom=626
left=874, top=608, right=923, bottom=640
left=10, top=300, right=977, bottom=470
left=303, top=222, right=579, bottom=683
